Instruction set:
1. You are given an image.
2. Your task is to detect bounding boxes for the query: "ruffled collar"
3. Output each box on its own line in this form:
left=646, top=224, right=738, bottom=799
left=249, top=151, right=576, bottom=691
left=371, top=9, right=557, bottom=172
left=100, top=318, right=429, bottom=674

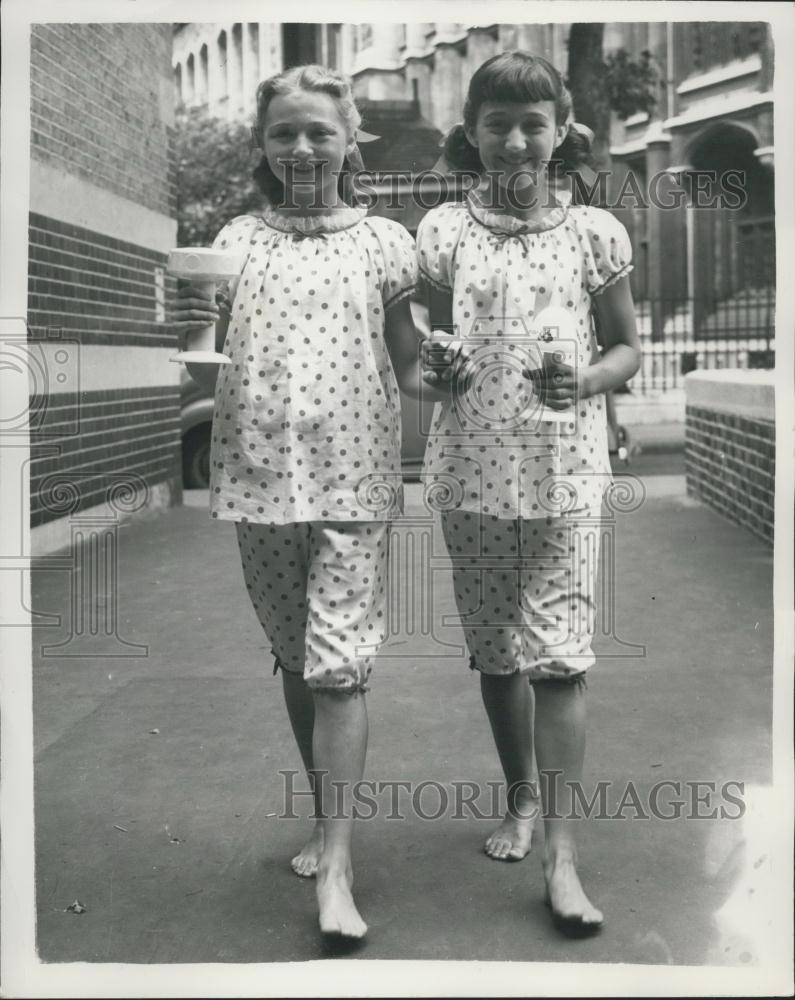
left=466, top=186, right=571, bottom=235
left=260, top=201, right=367, bottom=234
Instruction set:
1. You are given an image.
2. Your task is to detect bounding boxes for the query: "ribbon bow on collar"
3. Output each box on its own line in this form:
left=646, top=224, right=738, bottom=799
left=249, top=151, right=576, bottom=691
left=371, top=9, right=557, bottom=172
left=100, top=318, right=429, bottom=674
left=489, top=229, right=533, bottom=255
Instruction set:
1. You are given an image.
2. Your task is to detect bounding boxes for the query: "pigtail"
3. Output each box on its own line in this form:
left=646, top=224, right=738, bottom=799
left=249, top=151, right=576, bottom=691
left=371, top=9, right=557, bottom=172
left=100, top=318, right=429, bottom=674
left=442, top=123, right=483, bottom=174
left=555, top=125, right=593, bottom=173
left=550, top=123, right=602, bottom=206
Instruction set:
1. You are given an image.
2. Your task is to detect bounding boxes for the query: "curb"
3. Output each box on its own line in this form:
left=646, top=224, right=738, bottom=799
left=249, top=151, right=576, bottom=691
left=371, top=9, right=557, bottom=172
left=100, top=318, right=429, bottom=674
left=632, top=439, right=685, bottom=455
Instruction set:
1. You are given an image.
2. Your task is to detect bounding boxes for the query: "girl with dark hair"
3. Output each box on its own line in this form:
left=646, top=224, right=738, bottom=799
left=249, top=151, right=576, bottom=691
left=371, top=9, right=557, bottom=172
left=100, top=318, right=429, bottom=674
left=437, top=50, right=594, bottom=196
left=174, top=64, right=449, bottom=941
left=418, top=50, right=641, bottom=935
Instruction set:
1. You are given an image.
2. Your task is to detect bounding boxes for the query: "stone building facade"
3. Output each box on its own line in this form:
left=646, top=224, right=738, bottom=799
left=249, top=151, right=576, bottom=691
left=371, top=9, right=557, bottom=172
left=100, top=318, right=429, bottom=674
left=174, top=20, right=774, bottom=298
left=605, top=21, right=774, bottom=311
left=173, top=19, right=775, bottom=367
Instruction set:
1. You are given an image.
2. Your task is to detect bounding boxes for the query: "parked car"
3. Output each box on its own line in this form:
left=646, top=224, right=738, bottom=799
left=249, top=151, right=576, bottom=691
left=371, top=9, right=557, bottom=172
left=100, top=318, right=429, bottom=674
left=179, top=364, right=215, bottom=488
left=180, top=301, right=433, bottom=488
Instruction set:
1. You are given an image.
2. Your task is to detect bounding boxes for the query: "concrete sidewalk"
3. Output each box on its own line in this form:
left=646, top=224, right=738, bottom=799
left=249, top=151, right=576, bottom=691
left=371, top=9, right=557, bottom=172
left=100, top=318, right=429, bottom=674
left=30, top=456, right=776, bottom=966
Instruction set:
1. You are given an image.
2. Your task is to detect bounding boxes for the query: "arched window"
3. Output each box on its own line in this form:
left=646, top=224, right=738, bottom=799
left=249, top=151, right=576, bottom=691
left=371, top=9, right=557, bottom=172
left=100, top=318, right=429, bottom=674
left=186, top=52, right=195, bottom=103
left=217, top=30, right=228, bottom=99
left=689, top=124, right=774, bottom=295
left=325, top=23, right=340, bottom=68
left=247, top=24, right=259, bottom=87
left=199, top=44, right=209, bottom=104
left=232, top=23, right=244, bottom=107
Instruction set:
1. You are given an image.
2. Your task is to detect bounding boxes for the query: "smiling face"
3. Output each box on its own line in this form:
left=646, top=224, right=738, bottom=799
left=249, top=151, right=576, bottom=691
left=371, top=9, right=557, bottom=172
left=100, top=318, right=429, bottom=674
left=466, top=99, right=568, bottom=193
left=262, top=90, right=355, bottom=208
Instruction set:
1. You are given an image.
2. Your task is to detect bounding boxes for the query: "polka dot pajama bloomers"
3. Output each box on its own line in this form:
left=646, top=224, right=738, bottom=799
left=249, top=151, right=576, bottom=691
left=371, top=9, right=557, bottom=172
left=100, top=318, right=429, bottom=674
left=416, top=189, right=633, bottom=683
left=208, top=205, right=417, bottom=692
left=441, top=511, right=601, bottom=683
left=236, top=520, right=390, bottom=693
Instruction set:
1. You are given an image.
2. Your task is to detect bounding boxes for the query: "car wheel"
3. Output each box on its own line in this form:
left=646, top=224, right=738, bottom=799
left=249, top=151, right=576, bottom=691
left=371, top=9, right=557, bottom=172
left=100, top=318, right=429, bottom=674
left=182, top=424, right=211, bottom=489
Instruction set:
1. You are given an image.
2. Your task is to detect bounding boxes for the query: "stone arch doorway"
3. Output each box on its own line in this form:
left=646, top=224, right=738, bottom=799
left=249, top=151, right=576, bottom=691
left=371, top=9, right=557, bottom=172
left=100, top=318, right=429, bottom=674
left=687, top=121, right=774, bottom=300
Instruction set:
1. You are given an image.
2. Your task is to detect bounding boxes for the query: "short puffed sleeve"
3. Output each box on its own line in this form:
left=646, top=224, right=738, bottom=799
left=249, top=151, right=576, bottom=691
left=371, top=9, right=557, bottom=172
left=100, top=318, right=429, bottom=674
left=366, top=218, right=418, bottom=310
left=416, top=203, right=467, bottom=293
left=211, top=214, right=259, bottom=303
left=575, top=207, right=634, bottom=295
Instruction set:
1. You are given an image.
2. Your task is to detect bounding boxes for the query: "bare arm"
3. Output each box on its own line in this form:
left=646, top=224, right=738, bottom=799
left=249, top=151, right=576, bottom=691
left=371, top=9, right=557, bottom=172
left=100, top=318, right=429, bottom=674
left=425, top=283, right=454, bottom=334
left=417, top=282, right=475, bottom=390
left=585, top=277, right=642, bottom=397
left=383, top=296, right=451, bottom=402
left=533, top=277, right=641, bottom=411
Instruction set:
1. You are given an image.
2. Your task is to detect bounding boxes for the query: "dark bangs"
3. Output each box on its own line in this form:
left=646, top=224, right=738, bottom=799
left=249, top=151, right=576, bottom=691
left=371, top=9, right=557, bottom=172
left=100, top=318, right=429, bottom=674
left=464, top=52, right=568, bottom=128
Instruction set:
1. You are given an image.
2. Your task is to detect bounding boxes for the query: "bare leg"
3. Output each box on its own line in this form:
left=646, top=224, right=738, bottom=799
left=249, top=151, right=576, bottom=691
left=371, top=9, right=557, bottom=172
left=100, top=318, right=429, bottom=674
left=479, top=673, right=540, bottom=861
left=533, top=680, right=603, bottom=932
left=313, top=689, right=368, bottom=939
left=281, top=670, right=324, bottom=877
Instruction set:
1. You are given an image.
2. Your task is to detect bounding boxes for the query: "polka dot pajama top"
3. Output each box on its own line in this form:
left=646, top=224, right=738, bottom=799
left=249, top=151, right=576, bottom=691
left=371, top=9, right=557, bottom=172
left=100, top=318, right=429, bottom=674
left=209, top=205, right=417, bottom=525
left=416, top=190, right=633, bottom=520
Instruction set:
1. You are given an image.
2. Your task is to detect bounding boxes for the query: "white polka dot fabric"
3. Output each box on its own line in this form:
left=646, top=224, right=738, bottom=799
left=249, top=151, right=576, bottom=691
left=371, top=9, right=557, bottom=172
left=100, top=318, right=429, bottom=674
left=235, top=520, right=389, bottom=692
left=416, top=190, right=633, bottom=520
left=209, top=205, right=417, bottom=525
left=441, top=511, right=601, bottom=679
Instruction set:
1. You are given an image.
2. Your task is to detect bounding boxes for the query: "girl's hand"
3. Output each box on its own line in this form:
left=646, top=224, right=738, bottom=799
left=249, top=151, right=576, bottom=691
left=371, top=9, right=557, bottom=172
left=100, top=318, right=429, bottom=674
left=173, top=283, right=224, bottom=350
left=525, top=355, right=592, bottom=411
left=421, top=334, right=474, bottom=392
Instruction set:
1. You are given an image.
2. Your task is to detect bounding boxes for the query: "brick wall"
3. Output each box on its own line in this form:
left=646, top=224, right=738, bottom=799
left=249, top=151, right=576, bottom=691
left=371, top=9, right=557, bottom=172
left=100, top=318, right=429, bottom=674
left=28, top=214, right=176, bottom=348
left=30, top=24, right=176, bottom=218
left=685, top=373, right=775, bottom=545
left=29, top=23, right=180, bottom=552
left=29, top=387, right=181, bottom=529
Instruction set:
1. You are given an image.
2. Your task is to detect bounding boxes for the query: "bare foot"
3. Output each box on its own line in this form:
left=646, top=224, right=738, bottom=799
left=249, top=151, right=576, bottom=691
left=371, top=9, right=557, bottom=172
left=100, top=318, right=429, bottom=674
left=291, top=822, right=324, bottom=878
left=316, top=863, right=367, bottom=939
left=543, top=849, right=603, bottom=935
left=485, top=786, right=539, bottom=861
left=485, top=813, right=537, bottom=861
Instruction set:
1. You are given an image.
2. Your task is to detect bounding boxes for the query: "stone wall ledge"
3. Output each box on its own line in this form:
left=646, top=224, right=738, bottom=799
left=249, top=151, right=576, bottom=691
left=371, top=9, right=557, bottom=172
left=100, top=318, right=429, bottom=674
left=684, top=369, right=775, bottom=422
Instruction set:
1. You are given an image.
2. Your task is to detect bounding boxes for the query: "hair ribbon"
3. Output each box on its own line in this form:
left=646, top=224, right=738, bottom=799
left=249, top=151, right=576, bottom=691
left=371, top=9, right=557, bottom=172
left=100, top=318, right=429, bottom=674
left=567, top=120, right=595, bottom=144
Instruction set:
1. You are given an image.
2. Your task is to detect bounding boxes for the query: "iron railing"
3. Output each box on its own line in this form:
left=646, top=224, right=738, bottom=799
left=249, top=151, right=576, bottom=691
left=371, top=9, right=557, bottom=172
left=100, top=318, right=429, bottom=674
left=622, top=289, right=775, bottom=394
